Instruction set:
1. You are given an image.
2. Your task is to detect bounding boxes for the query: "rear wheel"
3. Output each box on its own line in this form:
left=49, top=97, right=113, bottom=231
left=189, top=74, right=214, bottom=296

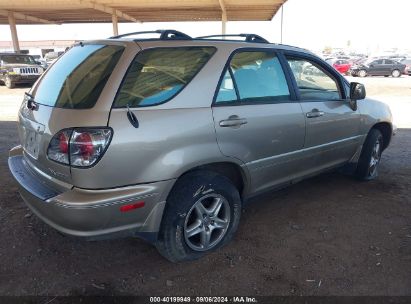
left=358, top=69, right=367, bottom=77
left=156, top=171, right=241, bottom=262
left=5, top=77, right=15, bottom=89
left=391, top=69, right=401, bottom=77
left=355, top=129, right=383, bottom=180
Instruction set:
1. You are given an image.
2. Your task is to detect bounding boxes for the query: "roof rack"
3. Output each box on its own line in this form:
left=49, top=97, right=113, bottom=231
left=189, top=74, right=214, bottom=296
left=196, top=34, right=269, bottom=44
left=109, top=29, right=192, bottom=40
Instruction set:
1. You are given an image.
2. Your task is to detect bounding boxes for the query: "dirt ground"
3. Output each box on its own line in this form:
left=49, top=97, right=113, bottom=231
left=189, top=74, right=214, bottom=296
left=0, top=77, right=410, bottom=296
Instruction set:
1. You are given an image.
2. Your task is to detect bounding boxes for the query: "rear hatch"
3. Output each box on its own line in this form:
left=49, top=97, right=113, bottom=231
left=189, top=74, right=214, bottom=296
left=17, top=41, right=128, bottom=186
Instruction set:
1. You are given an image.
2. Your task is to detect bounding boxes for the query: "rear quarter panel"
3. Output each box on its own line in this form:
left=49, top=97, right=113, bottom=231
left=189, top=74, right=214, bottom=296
left=73, top=108, right=245, bottom=189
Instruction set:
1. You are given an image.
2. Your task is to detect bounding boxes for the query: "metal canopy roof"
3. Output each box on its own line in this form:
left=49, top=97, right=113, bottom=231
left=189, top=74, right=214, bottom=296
left=0, top=0, right=286, bottom=24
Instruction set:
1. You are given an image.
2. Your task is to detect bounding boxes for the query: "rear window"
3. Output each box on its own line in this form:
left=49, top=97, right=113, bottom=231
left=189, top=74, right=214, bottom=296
left=113, top=47, right=216, bottom=108
left=32, top=44, right=124, bottom=109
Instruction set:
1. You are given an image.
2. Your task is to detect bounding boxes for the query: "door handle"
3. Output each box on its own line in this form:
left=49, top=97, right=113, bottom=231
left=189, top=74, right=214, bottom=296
left=219, top=115, right=248, bottom=127
left=306, top=108, right=325, bottom=118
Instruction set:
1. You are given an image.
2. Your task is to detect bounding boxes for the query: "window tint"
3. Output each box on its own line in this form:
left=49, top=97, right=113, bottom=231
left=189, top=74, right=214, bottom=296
left=32, top=44, right=124, bottom=109
left=215, top=70, right=238, bottom=103
left=287, top=57, right=341, bottom=101
left=375, top=59, right=383, bottom=64
left=384, top=59, right=394, bottom=64
left=114, top=47, right=216, bottom=107
left=216, top=51, right=290, bottom=104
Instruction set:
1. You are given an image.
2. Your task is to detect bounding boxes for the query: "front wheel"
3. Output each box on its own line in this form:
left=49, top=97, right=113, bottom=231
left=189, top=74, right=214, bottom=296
left=358, top=69, right=367, bottom=77
left=355, top=129, right=384, bottom=180
left=391, top=69, right=401, bottom=77
left=156, top=171, right=242, bottom=262
left=5, top=77, right=15, bottom=89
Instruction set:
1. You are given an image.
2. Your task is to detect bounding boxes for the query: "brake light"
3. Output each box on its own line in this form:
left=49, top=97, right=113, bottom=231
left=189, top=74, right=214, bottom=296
left=47, top=128, right=112, bottom=168
left=47, top=129, right=72, bottom=165
left=59, top=132, right=69, bottom=154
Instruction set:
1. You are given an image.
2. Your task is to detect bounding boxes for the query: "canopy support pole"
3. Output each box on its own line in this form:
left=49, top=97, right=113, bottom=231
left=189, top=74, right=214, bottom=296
left=8, top=12, right=20, bottom=53
left=112, top=12, right=118, bottom=36
left=219, top=0, right=227, bottom=35
left=222, top=11, right=227, bottom=35
left=280, top=5, right=284, bottom=43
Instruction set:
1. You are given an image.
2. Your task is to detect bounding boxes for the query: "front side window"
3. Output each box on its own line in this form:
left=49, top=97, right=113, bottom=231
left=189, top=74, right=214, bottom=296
left=286, top=57, right=341, bottom=101
left=215, top=51, right=290, bottom=104
left=114, top=47, right=216, bottom=107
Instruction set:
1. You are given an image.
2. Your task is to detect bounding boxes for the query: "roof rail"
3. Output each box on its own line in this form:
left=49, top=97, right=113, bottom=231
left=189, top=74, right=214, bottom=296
left=196, top=34, right=269, bottom=44
left=109, top=29, right=192, bottom=40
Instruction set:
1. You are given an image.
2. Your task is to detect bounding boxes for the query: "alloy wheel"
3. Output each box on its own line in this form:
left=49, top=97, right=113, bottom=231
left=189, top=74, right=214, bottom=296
left=368, top=138, right=382, bottom=178
left=184, top=193, right=231, bottom=252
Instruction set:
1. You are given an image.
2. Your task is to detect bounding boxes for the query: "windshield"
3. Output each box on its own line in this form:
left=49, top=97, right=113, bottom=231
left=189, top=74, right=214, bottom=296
left=31, top=44, right=124, bottom=109
left=1, top=55, right=35, bottom=64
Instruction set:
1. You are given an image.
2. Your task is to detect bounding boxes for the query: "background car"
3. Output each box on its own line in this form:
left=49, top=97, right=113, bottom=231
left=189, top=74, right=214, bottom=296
left=350, top=58, right=405, bottom=77
left=0, top=53, right=44, bottom=88
left=399, top=58, right=411, bottom=75
left=329, top=59, right=351, bottom=74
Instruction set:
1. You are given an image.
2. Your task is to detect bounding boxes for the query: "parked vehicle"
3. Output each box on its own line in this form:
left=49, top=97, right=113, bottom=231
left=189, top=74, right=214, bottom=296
left=350, top=58, right=405, bottom=77
left=31, top=55, right=48, bottom=70
left=44, top=51, right=64, bottom=63
left=399, top=58, right=411, bottom=75
left=328, top=59, right=351, bottom=74
left=0, top=53, right=44, bottom=88
left=8, top=30, right=394, bottom=262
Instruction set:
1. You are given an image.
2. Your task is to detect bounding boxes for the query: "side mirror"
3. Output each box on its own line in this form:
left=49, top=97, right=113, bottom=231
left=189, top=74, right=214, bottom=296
left=350, top=82, right=366, bottom=100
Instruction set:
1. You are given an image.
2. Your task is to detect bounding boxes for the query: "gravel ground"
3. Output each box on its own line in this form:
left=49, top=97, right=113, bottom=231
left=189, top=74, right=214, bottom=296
left=0, top=77, right=410, bottom=296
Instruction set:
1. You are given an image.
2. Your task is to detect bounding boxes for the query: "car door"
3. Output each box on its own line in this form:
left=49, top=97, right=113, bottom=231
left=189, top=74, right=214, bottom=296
left=212, top=50, right=306, bottom=194
left=284, top=53, right=361, bottom=174
left=383, top=59, right=396, bottom=75
left=368, top=59, right=384, bottom=75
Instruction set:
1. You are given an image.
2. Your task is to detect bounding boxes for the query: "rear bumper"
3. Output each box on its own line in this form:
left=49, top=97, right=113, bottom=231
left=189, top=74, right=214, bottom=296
left=8, top=146, right=175, bottom=242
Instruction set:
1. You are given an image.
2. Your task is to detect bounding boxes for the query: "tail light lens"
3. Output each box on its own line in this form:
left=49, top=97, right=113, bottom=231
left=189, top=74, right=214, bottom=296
left=47, top=128, right=112, bottom=168
left=70, top=129, right=112, bottom=167
left=47, top=129, right=72, bottom=165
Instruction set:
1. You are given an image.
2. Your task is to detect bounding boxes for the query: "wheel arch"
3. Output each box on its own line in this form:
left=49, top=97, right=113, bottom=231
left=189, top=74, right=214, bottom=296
left=172, top=161, right=249, bottom=199
left=371, top=122, right=392, bottom=150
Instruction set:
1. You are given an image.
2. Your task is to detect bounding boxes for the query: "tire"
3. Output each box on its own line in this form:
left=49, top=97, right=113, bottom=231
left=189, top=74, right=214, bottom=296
left=355, top=129, right=384, bottom=181
left=358, top=69, right=367, bottom=77
left=156, top=170, right=242, bottom=262
left=5, top=77, right=15, bottom=89
left=391, top=69, right=401, bottom=78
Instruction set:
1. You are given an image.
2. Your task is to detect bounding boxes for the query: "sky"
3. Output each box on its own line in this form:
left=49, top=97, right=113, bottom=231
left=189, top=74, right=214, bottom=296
left=0, top=0, right=410, bottom=54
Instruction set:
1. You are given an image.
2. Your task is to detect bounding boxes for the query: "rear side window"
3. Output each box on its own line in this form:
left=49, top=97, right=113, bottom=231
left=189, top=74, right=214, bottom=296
left=215, top=51, right=290, bottom=104
left=113, top=47, right=216, bottom=108
left=32, top=44, right=124, bottom=109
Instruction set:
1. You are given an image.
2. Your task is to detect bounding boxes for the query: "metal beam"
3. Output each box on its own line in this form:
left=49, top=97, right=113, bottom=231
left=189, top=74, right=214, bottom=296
left=112, top=12, right=118, bottom=36
left=0, top=9, right=57, bottom=24
left=7, top=12, right=20, bottom=52
left=280, top=4, right=283, bottom=43
left=218, top=0, right=227, bottom=35
left=79, top=0, right=140, bottom=23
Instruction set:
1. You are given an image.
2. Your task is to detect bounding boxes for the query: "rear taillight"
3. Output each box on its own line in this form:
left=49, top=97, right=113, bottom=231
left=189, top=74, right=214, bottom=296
left=47, top=128, right=112, bottom=168
left=47, top=129, right=72, bottom=165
